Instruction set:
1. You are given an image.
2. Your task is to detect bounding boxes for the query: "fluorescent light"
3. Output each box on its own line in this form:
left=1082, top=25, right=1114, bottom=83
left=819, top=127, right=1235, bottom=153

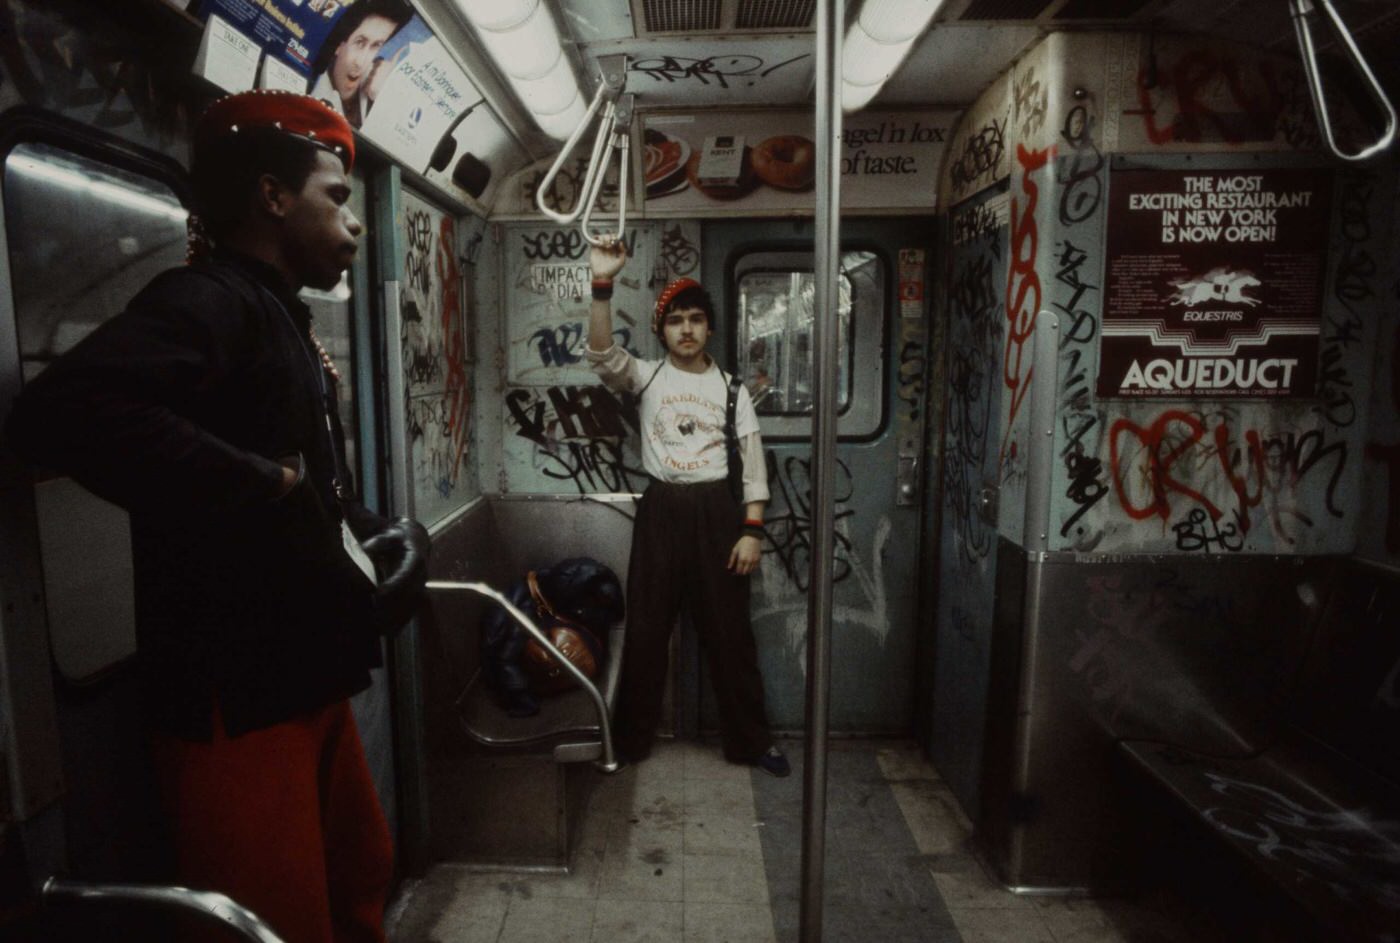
left=842, top=79, right=884, bottom=114
left=842, top=0, right=947, bottom=113
left=471, top=3, right=561, bottom=80
left=843, top=24, right=916, bottom=87
left=517, top=56, right=582, bottom=117
left=533, top=89, right=587, bottom=139
left=859, top=0, right=942, bottom=43
left=454, top=0, right=584, bottom=140
left=454, top=0, right=536, bottom=31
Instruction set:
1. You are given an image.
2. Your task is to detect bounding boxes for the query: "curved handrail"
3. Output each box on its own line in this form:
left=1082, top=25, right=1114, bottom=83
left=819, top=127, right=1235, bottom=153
left=1290, top=0, right=1396, bottom=162
left=534, top=55, right=633, bottom=247
left=42, top=878, right=287, bottom=942
left=534, top=83, right=613, bottom=224
left=425, top=580, right=619, bottom=772
left=580, top=99, right=630, bottom=248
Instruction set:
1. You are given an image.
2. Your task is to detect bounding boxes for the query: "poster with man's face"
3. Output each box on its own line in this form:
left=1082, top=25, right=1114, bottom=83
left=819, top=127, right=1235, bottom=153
left=198, top=0, right=419, bottom=128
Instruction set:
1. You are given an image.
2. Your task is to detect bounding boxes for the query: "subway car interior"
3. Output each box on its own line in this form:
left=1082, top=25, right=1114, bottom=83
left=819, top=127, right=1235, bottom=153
left=0, top=0, right=1398, bottom=940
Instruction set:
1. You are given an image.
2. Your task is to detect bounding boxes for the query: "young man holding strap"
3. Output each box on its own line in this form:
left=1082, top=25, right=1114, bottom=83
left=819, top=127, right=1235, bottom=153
left=586, top=238, right=789, bottom=777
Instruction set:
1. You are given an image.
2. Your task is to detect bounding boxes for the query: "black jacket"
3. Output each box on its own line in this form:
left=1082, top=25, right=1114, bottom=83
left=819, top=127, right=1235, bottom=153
left=4, top=252, right=384, bottom=739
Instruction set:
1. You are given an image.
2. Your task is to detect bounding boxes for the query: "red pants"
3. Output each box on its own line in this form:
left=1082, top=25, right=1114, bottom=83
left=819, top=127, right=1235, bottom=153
left=150, top=699, right=393, bottom=943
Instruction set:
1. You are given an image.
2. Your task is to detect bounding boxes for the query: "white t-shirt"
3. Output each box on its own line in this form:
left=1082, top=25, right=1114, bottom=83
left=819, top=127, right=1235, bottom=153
left=586, top=344, right=769, bottom=503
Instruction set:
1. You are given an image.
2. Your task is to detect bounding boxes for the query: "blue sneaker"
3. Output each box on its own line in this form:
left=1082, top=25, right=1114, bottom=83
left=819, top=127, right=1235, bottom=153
left=755, top=746, right=791, bottom=778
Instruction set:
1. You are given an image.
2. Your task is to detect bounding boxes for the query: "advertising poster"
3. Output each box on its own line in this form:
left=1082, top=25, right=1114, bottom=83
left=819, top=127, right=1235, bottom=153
left=358, top=27, right=483, bottom=175
left=641, top=110, right=955, bottom=214
left=199, top=0, right=424, bottom=129
left=1097, top=167, right=1332, bottom=398
left=199, top=0, right=350, bottom=88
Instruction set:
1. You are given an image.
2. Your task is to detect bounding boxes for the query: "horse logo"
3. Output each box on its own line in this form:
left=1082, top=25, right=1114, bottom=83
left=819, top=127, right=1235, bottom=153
left=1168, top=267, right=1262, bottom=307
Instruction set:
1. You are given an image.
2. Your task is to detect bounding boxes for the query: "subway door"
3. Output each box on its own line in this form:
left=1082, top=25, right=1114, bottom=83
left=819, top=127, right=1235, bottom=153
left=694, top=219, right=935, bottom=735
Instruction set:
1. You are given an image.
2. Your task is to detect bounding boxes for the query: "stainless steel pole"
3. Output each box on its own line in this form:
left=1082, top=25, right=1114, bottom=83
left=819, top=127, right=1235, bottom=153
left=800, top=1, right=842, bottom=939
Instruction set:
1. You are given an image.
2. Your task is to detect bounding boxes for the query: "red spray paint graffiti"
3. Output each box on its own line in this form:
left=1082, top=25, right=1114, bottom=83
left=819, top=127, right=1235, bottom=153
left=1131, top=49, right=1311, bottom=148
left=1001, top=143, right=1050, bottom=469
left=436, top=216, right=472, bottom=485
left=1109, top=410, right=1266, bottom=534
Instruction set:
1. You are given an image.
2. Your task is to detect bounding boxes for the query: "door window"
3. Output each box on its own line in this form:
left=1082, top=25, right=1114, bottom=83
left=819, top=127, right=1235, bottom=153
left=733, top=249, right=885, bottom=439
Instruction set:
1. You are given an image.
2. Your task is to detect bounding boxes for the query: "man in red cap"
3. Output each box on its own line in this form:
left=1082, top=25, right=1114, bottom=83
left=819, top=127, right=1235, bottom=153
left=4, top=90, right=429, bottom=941
left=584, top=238, right=789, bottom=778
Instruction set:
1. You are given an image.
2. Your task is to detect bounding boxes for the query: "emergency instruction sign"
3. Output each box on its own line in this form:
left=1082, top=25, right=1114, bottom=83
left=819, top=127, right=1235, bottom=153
left=1097, top=167, right=1332, bottom=399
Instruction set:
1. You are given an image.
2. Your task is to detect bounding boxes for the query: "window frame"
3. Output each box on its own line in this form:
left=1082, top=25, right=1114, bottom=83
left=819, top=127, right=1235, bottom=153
left=729, top=246, right=889, bottom=443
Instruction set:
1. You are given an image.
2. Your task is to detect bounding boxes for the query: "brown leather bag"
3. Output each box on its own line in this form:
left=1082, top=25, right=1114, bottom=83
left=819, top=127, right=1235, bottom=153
left=521, top=570, right=604, bottom=694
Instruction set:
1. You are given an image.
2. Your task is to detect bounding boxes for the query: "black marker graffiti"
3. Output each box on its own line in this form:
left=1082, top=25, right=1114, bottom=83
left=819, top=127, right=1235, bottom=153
left=1319, top=169, right=1376, bottom=430
left=1057, top=104, right=1104, bottom=226
left=763, top=451, right=855, bottom=590
left=404, top=208, right=434, bottom=295
left=897, top=339, right=925, bottom=422
left=630, top=53, right=811, bottom=89
left=1012, top=65, right=1046, bottom=140
left=1172, top=507, right=1245, bottom=552
left=949, top=117, right=1006, bottom=193
left=944, top=249, right=1002, bottom=565
left=658, top=224, right=699, bottom=277
left=521, top=227, right=638, bottom=262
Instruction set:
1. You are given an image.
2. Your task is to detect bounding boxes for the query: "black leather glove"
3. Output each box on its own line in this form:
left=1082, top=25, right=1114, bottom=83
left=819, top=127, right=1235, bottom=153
left=361, top=517, right=431, bottom=634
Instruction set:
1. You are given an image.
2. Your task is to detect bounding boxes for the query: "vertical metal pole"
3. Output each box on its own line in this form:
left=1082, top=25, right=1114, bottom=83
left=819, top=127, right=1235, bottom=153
left=374, top=165, right=429, bottom=872
left=801, top=1, right=841, bottom=940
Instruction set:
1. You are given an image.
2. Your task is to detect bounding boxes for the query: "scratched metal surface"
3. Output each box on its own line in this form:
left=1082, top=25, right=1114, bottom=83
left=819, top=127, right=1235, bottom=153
left=697, top=217, right=929, bottom=735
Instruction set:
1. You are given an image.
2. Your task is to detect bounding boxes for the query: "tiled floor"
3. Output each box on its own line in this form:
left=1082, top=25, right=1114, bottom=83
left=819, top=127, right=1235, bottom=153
left=387, top=739, right=1223, bottom=942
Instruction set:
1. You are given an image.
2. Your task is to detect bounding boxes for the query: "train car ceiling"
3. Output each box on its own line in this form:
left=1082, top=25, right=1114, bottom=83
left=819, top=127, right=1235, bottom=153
left=155, top=0, right=1400, bottom=221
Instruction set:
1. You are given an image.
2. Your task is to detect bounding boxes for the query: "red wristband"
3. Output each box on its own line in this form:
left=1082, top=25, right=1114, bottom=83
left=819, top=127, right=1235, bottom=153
left=743, top=518, right=764, bottom=528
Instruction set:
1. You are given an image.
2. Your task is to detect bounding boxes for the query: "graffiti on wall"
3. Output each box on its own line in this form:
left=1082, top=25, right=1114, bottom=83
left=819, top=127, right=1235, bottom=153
left=1030, top=42, right=1381, bottom=555
left=1000, top=142, right=1050, bottom=522
left=401, top=196, right=474, bottom=524
left=751, top=450, right=893, bottom=678
left=1362, top=260, right=1400, bottom=560
left=944, top=189, right=1007, bottom=565
left=501, top=384, right=648, bottom=494
left=504, top=225, right=658, bottom=386
left=0, top=0, right=191, bottom=144
left=1051, top=96, right=1111, bottom=552
left=630, top=51, right=811, bottom=90
left=498, top=222, right=705, bottom=495
left=1121, top=38, right=1317, bottom=151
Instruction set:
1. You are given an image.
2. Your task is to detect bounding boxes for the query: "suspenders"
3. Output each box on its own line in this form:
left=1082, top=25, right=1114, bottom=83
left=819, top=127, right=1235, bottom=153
left=635, top=358, right=745, bottom=502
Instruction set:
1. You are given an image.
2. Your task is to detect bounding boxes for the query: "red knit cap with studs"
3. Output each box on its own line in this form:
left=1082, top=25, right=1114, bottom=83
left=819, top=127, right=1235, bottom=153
left=653, top=277, right=702, bottom=333
left=196, top=89, right=355, bottom=172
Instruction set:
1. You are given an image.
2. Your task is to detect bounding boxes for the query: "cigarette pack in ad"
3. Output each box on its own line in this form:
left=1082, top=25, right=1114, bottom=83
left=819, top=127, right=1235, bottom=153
left=696, top=135, right=745, bottom=188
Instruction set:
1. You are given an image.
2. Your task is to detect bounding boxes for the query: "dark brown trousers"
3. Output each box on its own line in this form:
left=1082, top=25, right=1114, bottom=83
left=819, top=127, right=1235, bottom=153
left=615, top=479, right=772, bottom=762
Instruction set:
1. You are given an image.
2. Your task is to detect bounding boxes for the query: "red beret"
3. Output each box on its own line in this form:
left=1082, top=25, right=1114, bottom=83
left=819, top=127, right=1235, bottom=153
left=196, top=90, right=354, bottom=172
left=653, top=277, right=703, bottom=332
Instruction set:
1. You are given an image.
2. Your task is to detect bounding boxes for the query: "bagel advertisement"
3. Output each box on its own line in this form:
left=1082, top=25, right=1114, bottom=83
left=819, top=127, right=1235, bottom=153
left=641, top=110, right=956, bottom=214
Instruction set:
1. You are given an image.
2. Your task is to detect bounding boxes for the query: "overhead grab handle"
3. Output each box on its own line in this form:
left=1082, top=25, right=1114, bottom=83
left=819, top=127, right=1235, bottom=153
left=425, top=580, right=619, bottom=773
left=1290, top=0, right=1396, bottom=162
left=535, top=55, right=634, bottom=245
left=580, top=94, right=631, bottom=248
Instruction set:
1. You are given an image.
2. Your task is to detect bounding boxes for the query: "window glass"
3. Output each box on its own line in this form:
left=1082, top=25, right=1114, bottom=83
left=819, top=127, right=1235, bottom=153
left=6, top=142, right=188, bottom=381
left=736, top=252, right=880, bottom=416
left=3, top=141, right=191, bottom=682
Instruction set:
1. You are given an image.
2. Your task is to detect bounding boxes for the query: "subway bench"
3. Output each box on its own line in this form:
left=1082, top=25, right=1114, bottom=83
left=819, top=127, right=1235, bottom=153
left=1118, top=559, right=1400, bottom=942
left=420, top=494, right=634, bottom=871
